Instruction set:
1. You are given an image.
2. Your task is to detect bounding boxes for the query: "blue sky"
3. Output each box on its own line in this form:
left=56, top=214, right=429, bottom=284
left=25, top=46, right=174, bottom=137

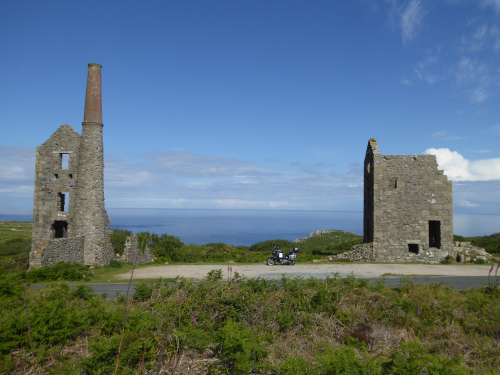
left=1, top=0, right=500, bottom=215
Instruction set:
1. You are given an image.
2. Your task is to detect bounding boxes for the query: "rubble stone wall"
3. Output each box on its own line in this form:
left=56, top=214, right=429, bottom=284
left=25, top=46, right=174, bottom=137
left=119, top=236, right=156, bottom=265
left=364, top=139, right=453, bottom=263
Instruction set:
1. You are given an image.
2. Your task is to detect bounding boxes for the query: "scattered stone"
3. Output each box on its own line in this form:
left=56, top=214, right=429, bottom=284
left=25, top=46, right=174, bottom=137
left=329, top=243, right=374, bottom=262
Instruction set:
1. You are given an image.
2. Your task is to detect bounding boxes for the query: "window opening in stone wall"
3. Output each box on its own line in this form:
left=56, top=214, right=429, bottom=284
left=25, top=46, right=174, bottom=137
left=60, top=153, right=69, bottom=170
left=408, top=244, right=419, bottom=254
left=394, top=179, right=398, bottom=188
left=429, top=220, right=441, bottom=248
left=69, top=174, right=73, bottom=179
left=54, top=174, right=58, bottom=179
left=52, top=220, right=68, bottom=239
left=58, top=192, right=69, bottom=212
left=411, top=157, right=416, bottom=161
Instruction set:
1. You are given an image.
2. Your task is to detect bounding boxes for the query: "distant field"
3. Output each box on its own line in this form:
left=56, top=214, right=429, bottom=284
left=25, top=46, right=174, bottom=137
left=0, top=221, right=32, bottom=245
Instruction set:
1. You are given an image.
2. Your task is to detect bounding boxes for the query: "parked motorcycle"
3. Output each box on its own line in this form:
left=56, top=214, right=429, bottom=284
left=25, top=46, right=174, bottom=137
left=267, top=246, right=299, bottom=266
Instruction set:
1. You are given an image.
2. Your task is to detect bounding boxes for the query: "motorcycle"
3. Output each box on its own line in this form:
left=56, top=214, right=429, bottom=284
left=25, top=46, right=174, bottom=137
left=267, top=246, right=299, bottom=266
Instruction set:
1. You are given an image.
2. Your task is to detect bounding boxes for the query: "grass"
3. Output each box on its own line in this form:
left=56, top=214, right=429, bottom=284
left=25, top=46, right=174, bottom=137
left=0, top=221, right=32, bottom=244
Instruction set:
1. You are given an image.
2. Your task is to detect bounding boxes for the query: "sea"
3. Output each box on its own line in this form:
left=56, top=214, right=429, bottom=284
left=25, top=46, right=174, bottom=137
left=1, top=209, right=499, bottom=247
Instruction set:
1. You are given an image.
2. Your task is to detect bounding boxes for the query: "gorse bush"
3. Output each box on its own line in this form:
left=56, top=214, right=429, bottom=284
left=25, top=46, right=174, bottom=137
left=21, top=262, right=93, bottom=282
left=2, top=273, right=499, bottom=373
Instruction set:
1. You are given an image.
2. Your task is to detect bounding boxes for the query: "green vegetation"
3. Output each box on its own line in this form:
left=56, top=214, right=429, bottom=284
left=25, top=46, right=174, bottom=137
left=0, top=221, right=32, bottom=259
left=1, top=221, right=500, bottom=373
left=296, top=230, right=363, bottom=258
left=454, top=233, right=500, bottom=255
left=110, top=229, right=132, bottom=255
left=0, top=269, right=498, bottom=373
left=20, top=262, right=94, bottom=282
left=0, top=221, right=32, bottom=244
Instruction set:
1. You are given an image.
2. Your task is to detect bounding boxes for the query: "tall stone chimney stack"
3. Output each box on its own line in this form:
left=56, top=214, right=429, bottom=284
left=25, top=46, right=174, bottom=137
left=83, top=63, right=103, bottom=124
left=73, top=63, right=113, bottom=265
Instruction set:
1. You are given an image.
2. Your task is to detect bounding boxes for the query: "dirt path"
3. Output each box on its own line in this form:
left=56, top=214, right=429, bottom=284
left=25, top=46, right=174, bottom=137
left=116, top=263, right=494, bottom=280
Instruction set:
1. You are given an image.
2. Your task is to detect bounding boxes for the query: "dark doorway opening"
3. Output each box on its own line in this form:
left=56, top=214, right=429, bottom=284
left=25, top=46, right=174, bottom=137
left=52, top=221, right=68, bottom=238
left=429, top=221, right=441, bottom=248
left=408, top=244, right=419, bottom=254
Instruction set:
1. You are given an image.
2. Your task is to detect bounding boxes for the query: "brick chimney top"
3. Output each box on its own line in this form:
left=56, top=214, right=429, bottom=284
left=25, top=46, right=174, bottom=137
left=83, top=63, right=102, bottom=124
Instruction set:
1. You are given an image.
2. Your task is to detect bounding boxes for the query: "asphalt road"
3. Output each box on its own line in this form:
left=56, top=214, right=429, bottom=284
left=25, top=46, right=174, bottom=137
left=30, top=275, right=496, bottom=299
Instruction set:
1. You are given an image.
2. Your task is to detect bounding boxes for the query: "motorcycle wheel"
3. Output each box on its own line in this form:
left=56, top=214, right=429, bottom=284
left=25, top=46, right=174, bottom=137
left=267, top=257, right=275, bottom=266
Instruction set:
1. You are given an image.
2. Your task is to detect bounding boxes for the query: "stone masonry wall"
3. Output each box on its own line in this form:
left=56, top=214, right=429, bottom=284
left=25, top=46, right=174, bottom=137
left=30, top=64, right=114, bottom=268
left=72, top=64, right=114, bottom=266
left=364, top=139, right=453, bottom=263
left=119, top=236, right=156, bottom=265
left=31, top=125, right=81, bottom=263
left=453, top=241, right=493, bottom=262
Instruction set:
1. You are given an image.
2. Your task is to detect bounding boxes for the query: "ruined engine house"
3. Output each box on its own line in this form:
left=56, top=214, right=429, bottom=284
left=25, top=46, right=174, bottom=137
left=30, top=64, right=114, bottom=268
left=364, top=139, right=454, bottom=263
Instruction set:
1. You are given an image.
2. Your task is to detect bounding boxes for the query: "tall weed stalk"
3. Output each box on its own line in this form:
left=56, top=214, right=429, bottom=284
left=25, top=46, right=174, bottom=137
left=20, top=275, right=37, bottom=374
left=155, top=291, right=187, bottom=375
left=113, top=234, right=147, bottom=375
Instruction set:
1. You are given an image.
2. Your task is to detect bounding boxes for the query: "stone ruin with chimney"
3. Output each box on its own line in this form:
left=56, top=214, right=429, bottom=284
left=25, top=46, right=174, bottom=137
left=29, top=64, right=154, bottom=268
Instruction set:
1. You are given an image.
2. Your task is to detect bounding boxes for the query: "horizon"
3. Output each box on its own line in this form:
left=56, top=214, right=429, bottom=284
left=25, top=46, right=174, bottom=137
left=1, top=1, right=499, bottom=215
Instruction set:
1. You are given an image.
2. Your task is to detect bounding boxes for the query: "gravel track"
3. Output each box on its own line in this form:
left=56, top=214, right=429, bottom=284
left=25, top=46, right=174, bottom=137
left=116, top=263, right=493, bottom=280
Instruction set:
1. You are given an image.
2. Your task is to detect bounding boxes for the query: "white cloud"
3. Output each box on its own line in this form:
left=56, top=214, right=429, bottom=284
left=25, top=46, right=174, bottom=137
left=0, top=146, right=35, bottom=181
left=414, top=56, right=439, bottom=84
left=401, top=0, right=426, bottom=44
left=424, top=148, right=500, bottom=181
left=459, top=200, right=481, bottom=208
left=99, top=151, right=363, bottom=210
left=482, top=0, right=500, bottom=13
left=455, top=58, right=486, bottom=84
left=431, top=131, right=465, bottom=140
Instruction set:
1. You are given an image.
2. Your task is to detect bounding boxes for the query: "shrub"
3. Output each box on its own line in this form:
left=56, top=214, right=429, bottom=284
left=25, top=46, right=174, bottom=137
left=440, top=255, right=453, bottom=264
left=0, top=238, right=31, bottom=257
left=109, top=229, right=132, bottom=255
left=133, top=282, right=153, bottom=301
left=138, top=232, right=184, bottom=260
left=248, top=239, right=295, bottom=252
left=72, top=285, right=95, bottom=300
left=21, top=262, right=93, bottom=282
left=214, top=318, right=267, bottom=374
left=207, top=269, right=223, bottom=282
left=108, top=259, right=123, bottom=268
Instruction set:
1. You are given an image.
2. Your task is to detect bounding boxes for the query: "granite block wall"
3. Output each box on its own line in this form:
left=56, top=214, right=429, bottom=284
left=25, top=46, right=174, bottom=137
left=364, top=139, right=453, bottom=263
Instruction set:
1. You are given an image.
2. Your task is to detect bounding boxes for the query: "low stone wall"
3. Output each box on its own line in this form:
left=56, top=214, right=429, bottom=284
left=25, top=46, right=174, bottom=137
left=40, top=236, right=84, bottom=266
left=328, top=243, right=374, bottom=262
left=452, top=242, right=492, bottom=262
left=118, top=235, right=156, bottom=265
left=94, top=237, right=115, bottom=267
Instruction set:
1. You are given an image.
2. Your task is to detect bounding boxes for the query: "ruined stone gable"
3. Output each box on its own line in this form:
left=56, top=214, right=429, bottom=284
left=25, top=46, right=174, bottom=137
left=30, top=64, right=114, bottom=268
left=363, top=138, right=453, bottom=263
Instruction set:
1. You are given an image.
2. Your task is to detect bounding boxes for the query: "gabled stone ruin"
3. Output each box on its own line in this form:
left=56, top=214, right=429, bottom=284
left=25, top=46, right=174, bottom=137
left=30, top=64, right=114, bottom=268
left=363, top=138, right=454, bottom=263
